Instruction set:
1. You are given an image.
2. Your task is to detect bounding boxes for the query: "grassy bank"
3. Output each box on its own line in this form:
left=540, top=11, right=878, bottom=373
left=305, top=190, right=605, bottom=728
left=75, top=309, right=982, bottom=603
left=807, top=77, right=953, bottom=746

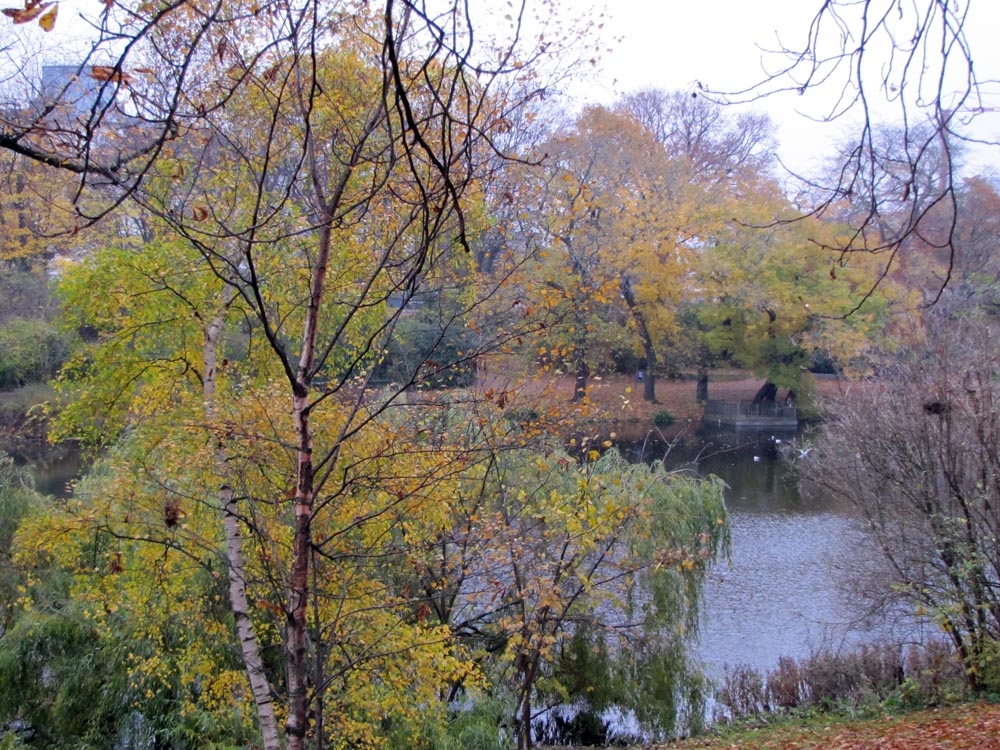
left=537, top=701, right=1000, bottom=750
left=647, top=700, right=1000, bottom=750
left=0, top=383, right=54, bottom=440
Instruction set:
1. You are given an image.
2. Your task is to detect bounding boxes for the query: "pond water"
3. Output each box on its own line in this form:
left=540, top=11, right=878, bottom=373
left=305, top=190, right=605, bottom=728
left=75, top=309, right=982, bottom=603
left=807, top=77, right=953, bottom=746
left=10, top=443, right=82, bottom=498
left=17, top=425, right=922, bottom=680
left=618, top=424, right=924, bottom=677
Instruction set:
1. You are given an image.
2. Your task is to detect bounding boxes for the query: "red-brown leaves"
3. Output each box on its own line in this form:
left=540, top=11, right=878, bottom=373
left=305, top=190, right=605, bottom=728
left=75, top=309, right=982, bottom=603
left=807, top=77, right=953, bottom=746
left=2, top=0, right=53, bottom=27
left=664, top=702, right=1000, bottom=750
left=90, top=65, right=133, bottom=86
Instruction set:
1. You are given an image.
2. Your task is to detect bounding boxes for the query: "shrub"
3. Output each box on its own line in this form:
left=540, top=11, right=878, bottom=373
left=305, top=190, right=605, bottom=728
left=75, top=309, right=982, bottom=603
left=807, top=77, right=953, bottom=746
left=765, top=656, right=803, bottom=710
left=0, top=318, right=69, bottom=390
left=898, top=641, right=969, bottom=707
left=653, top=410, right=675, bottom=428
left=716, top=664, right=766, bottom=719
left=715, top=642, right=963, bottom=724
left=799, top=650, right=867, bottom=709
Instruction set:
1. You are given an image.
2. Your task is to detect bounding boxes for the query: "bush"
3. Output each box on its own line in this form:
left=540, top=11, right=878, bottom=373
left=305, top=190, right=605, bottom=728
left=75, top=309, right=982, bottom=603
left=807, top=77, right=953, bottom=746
left=0, top=318, right=70, bottom=389
left=765, top=656, right=803, bottom=710
left=715, top=642, right=964, bottom=724
left=897, top=641, right=969, bottom=707
left=717, top=664, right=766, bottom=719
left=653, top=409, right=675, bottom=428
left=799, top=650, right=868, bottom=709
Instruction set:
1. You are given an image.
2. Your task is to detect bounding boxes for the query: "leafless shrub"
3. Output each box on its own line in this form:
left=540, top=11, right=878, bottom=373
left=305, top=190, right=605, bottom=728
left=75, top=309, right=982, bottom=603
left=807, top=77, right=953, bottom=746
left=765, top=656, right=803, bottom=710
left=902, top=641, right=968, bottom=706
left=801, top=315, right=1000, bottom=692
left=716, top=664, right=767, bottom=719
left=798, top=645, right=904, bottom=709
left=799, top=650, right=867, bottom=709
left=716, top=641, right=961, bottom=723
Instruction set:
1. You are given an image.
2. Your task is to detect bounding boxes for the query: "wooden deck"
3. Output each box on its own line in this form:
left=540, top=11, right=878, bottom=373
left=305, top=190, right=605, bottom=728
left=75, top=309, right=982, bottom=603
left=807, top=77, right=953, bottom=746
left=703, top=399, right=798, bottom=429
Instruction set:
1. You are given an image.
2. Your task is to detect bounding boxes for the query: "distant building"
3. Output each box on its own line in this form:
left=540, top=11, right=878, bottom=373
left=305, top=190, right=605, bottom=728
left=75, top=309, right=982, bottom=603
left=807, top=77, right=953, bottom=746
left=39, top=64, right=110, bottom=119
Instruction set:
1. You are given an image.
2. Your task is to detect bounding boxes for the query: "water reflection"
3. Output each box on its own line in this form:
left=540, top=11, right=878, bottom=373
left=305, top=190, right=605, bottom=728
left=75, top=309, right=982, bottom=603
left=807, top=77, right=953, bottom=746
left=617, top=424, right=912, bottom=676
left=18, top=425, right=916, bottom=676
left=10, top=444, right=82, bottom=498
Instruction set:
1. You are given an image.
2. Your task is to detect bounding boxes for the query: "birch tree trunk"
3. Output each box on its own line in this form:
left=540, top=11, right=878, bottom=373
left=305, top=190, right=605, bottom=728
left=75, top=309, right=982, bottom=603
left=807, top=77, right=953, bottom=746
left=204, top=308, right=282, bottom=750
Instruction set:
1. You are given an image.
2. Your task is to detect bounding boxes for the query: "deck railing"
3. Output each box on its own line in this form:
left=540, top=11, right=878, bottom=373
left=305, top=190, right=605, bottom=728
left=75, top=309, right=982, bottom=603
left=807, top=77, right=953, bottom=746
left=703, top=399, right=798, bottom=423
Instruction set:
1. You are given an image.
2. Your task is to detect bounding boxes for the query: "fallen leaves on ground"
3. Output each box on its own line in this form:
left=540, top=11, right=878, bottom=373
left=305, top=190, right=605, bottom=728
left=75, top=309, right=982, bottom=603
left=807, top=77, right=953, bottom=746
left=699, top=703, right=1000, bottom=750
left=562, top=702, right=1000, bottom=750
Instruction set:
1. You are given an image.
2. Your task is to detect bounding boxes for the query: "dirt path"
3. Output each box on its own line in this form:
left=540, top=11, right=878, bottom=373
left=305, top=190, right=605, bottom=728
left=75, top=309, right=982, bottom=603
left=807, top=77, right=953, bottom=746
left=487, top=370, right=852, bottom=426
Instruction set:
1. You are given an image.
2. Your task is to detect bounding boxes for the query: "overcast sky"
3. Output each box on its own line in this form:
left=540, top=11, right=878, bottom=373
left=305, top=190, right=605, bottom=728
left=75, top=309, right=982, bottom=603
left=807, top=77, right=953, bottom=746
left=568, top=0, right=1000, bottom=177
left=15, top=0, right=1000, bottom=176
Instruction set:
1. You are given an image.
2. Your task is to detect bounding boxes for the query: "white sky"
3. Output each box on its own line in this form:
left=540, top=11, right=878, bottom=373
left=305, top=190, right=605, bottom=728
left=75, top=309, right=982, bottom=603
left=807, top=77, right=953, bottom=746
left=566, top=0, right=1000, bottom=178
left=13, top=0, right=1000, bottom=177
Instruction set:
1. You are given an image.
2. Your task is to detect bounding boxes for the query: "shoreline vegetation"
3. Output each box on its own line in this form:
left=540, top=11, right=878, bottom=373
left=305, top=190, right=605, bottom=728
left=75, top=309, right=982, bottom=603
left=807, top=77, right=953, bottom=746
left=1, top=370, right=849, bottom=444
left=477, top=369, right=850, bottom=431
left=0, top=382, right=54, bottom=446
left=10, top=369, right=989, bottom=750
left=653, top=700, right=1000, bottom=750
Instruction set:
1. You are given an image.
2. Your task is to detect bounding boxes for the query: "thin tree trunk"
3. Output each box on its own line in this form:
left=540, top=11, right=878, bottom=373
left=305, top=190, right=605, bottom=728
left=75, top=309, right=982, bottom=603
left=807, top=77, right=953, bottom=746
left=643, top=348, right=656, bottom=403
left=620, top=275, right=657, bottom=402
left=517, top=658, right=540, bottom=750
left=286, top=212, right=334, bottom=748
left=696, top=366, right=709, bottom=404
left=286, top=391, right=314, bottom=749
left=204, top=308, right=282, bottom=750
left=286, top=334, right=321, bottom=747
left=571, top=358, right=590, bottom=403
left=223, top=486, right=283, bottom=750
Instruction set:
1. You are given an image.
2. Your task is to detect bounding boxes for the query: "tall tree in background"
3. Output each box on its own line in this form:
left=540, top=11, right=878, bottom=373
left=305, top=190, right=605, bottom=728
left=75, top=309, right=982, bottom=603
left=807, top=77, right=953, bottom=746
left=517, top=99, right=763, bottom=404
left=615, top=90, right=776, bottom=401
left=617, top=89, right=774, bottom=186
left=515, top=106, right=634, bottom=403
left=939, top=177, right=1000, bottom=315
left=694, top=199, right=895, bottom=402
left=712, top=0, right=995, bottom=300
left=0, top=154, right=80, bottom=388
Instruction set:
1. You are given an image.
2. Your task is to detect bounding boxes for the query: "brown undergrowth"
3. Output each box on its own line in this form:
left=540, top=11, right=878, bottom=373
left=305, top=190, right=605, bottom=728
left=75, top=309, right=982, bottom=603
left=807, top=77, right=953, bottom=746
left=481, top=370, right=851, bottom=427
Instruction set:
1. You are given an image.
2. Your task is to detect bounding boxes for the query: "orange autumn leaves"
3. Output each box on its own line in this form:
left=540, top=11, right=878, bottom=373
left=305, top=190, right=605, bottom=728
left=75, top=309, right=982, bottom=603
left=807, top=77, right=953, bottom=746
left=665, top=702, right=1000, bottom=750
left=2, top=0, right=56, bottom=30
left=3, top=0, right=116, bottom=31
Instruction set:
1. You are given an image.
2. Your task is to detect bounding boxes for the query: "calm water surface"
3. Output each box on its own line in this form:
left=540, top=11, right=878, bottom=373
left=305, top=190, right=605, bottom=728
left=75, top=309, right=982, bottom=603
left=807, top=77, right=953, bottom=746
left=622, top=425, right=920, bottom=676
left=23, top=426, right=919, bottom=678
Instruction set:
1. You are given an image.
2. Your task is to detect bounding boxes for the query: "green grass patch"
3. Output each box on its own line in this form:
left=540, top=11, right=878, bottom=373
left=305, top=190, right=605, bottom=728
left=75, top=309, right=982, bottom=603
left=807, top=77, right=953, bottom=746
left=659, top=700, right=1000, bottom=750
left=0, top=383, right=55, bottom=430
